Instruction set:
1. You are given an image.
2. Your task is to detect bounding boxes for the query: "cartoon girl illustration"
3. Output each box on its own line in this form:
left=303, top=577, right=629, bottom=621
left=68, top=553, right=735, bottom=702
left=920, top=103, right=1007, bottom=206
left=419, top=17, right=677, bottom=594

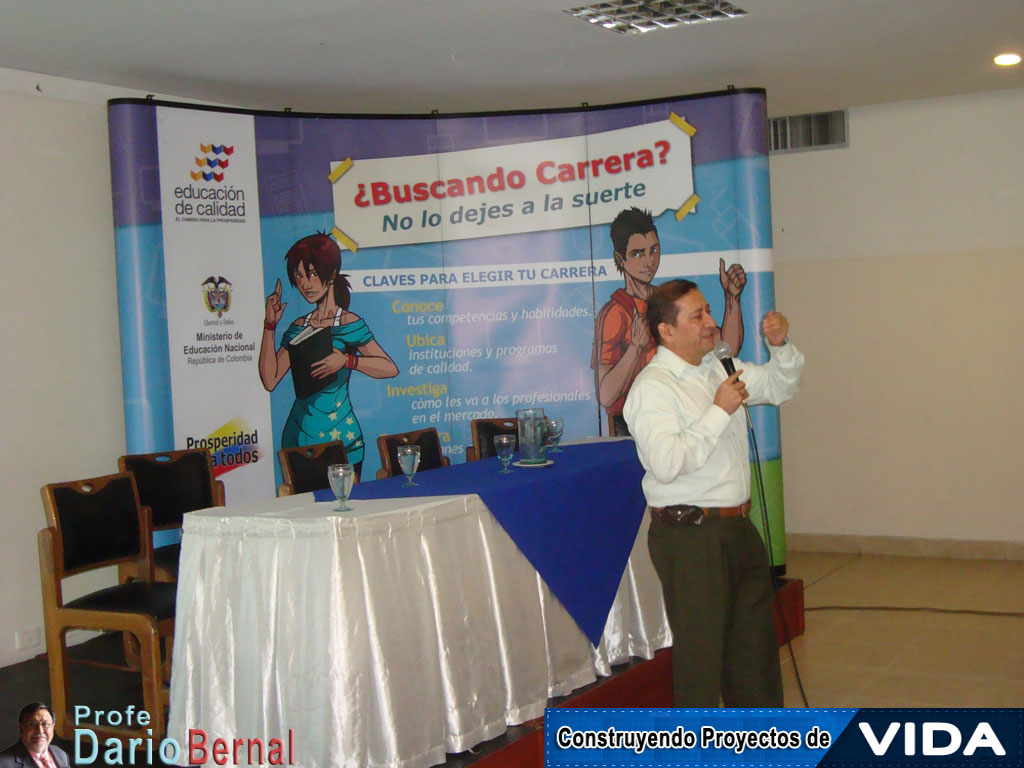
left=259, top=233, right=398, bottom=477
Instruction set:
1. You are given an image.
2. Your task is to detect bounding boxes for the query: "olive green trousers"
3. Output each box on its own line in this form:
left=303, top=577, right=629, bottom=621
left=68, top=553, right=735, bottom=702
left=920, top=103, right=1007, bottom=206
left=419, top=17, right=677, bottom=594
left=648, top=513, right=783, bottom=707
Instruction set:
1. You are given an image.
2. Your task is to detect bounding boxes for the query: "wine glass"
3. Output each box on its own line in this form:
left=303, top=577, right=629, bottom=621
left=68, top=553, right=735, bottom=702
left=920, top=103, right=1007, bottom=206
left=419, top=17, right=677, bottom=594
left=396, top=444, right=421, bottom=487
left=546, top=416, right=564, bottom=453
left=493, top=434, right=515, bottom=473
left=327, top=463, right=355, bottom=511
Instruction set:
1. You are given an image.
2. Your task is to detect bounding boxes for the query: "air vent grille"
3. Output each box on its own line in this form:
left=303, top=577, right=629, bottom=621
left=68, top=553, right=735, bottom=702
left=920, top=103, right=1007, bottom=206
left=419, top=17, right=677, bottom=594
left=770, top=110, right=848, bottom=154
left=565, top=0, right=747, bottom=35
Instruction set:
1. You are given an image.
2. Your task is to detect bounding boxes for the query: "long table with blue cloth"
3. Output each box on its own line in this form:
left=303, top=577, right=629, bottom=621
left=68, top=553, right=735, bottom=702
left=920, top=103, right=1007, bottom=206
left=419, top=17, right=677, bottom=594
left=167, top=438, right=671, bottom=768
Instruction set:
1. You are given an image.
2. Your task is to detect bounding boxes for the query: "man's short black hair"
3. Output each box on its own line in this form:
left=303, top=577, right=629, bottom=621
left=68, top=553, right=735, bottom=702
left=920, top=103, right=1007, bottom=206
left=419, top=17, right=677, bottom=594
left=609, top=207, right=657, bottom=274
left=18, top=703, right=54, bottom=725
left=646, top=279, right=699, bottom=345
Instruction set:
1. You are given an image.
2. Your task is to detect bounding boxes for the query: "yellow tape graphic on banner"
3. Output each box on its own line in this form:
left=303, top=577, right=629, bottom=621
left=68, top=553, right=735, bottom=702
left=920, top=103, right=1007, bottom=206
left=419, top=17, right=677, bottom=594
left=675, top=193, right=700, bottom=222
left=669, top=114, right=697, bottom=219
left=669, top=112, right=697, bottom=137
left=328, top=159, right=358, bottom=251
left=328, top=157, right=353, bottom=184
left=331, top=226, right=359, bottom=254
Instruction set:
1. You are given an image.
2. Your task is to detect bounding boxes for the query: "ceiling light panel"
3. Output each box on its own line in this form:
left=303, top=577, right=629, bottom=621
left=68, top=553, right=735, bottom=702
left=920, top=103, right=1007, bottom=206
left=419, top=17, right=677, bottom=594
left=565, top=0, right=748, bottom=35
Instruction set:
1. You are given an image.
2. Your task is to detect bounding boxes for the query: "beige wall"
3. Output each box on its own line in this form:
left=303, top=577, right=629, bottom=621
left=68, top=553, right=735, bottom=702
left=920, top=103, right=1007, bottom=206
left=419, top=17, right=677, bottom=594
left=771, top=89, right=1024, bottom=541
left=0, top=91, right=126, bottom=667
left=0, top=85, right=1020, bottom=666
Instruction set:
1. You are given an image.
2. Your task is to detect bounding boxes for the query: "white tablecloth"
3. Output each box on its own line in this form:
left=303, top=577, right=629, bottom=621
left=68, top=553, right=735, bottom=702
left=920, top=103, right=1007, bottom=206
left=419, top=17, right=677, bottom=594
left=168, top=492, right=670, bottom=768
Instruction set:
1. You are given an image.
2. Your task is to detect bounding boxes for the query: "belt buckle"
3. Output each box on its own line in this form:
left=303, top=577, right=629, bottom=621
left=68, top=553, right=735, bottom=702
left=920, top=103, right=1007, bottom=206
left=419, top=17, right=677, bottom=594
left=673, top=504, right=703, bottom=525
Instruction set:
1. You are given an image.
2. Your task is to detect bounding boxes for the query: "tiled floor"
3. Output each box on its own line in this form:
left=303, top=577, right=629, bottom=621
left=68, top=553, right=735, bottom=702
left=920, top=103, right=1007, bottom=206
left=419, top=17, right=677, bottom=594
left=780, top=551, right=1024, bottom=708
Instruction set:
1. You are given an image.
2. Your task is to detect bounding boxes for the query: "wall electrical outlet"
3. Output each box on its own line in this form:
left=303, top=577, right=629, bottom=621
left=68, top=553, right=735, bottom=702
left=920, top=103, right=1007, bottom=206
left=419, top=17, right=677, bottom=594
left=15, top=626, right=42, bottom=650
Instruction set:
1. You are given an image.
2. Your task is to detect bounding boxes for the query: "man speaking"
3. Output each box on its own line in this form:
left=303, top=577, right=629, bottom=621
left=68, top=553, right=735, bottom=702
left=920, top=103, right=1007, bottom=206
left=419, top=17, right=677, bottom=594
left=624, top=279, right=804, bottom=707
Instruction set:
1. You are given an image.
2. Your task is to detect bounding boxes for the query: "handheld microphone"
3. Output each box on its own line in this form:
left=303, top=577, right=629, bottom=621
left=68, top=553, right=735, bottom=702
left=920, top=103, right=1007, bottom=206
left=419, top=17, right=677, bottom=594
left=714, top=340, right=751, bottom=421
left=712, top=340, right=736, bottom=376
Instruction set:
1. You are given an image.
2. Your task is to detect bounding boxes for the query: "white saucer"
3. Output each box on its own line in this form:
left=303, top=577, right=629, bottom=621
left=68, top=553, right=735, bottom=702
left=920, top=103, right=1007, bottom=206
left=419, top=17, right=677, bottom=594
left=512, top=459, right=554, bottom=468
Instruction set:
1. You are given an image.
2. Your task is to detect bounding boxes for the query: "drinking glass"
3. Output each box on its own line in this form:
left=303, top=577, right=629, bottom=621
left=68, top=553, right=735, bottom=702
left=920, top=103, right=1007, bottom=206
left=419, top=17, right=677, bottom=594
left=546, top=416, right=564, bottom=453
left=327, top=463, right=355, bottom=511
left=493, top=434, right=515, bottom=473
left=396, top=444, right=421, bottom=487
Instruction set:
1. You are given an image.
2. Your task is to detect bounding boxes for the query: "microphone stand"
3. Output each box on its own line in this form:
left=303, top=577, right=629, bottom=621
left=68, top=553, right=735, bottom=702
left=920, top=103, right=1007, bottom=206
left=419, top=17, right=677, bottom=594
left=739, top=382, right=809, bottom=708
left=715, top=342, right=809, bottom=706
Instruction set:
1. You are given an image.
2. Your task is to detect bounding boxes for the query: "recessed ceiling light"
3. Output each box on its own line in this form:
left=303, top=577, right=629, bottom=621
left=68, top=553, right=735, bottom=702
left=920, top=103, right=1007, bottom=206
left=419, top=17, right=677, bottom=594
left=994, top=53, right=1021, bottom=66
left=565, top=0, right=747, bottom=35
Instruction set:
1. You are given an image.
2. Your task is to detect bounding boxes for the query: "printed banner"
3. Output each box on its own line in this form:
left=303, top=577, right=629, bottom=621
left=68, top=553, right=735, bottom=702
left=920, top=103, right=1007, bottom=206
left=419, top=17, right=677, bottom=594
left=545, top=708, right=1023, bottom=767
left=109, top=89, right=789, bottom=562
left=331, top=118, right=695, bottom=249
left=154, top=108, right=274, bottom=499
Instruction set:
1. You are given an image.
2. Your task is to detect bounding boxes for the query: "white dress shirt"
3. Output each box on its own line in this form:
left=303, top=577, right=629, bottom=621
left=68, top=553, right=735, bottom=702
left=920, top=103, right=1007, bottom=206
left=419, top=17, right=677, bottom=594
left=623, top=341, right=804, bottom=508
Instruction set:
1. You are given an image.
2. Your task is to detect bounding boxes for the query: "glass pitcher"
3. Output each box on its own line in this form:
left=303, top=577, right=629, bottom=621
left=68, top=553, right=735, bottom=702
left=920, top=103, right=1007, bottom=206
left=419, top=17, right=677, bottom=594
left=515, top=408, right=548, bottom=465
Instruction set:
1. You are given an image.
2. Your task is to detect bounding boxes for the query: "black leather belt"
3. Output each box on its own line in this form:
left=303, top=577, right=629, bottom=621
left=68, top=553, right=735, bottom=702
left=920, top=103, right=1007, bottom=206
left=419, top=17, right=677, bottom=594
left=650, top=500, right=751, bottom=526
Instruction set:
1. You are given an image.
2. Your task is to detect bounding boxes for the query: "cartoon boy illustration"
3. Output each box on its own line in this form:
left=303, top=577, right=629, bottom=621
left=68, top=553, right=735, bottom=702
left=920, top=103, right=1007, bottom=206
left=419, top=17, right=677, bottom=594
left=592, top=207, right=746, bottom=436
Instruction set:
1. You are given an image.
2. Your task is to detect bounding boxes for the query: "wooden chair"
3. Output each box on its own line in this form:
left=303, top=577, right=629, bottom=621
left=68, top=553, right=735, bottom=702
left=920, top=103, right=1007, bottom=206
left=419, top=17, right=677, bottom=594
left=376, top=427, right=450, bottom=479
left=466, top=417, right=518, bottom=462
left=607, top=413, right=630, bottom=438
left=117, top=448, right=225, bottom=583
left=278, top=440, right=353, bottom=496
left=39, top=473, right=175, bottom=742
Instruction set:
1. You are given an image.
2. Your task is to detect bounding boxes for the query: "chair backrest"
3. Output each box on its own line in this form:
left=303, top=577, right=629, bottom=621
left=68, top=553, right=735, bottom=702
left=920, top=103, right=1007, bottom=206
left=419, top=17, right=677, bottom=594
left=471, top=418, right=519, bottom=461
left=607, top=413, right=632, bottom=438
left=118, top=449, right=223, bottom=530
left=278, top=440, right=351, bottom=494
left=40, top=473, right=149, bottom=580
left=376, top=428, right=447, bottom=478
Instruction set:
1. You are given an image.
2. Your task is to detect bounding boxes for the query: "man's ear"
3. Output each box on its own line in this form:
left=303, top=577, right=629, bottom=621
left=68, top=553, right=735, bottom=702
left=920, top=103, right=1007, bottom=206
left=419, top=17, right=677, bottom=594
left=613, top=252, right=624, bottom=270
left=658, top=321, right=672, bottom=343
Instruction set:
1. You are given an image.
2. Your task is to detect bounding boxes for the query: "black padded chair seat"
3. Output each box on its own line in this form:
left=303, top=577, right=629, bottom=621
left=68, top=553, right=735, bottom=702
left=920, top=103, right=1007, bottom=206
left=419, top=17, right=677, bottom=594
left=153, top=543, right=181, bottom=577
left=281, top=441, right=350, bottom=494
left=122, top=452, right=217, bottom=529
left=64, top=581, right=177, bottom=621
left=474, top=420, right=519, bottom=460
left=383, top=431, right=446, bottom=474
